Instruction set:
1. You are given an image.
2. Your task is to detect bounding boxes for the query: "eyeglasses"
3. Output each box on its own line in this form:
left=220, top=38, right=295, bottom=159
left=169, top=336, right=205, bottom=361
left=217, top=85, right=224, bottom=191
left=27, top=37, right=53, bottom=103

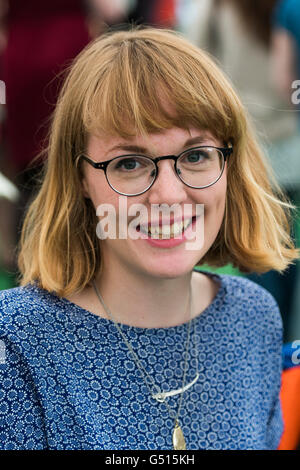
left=76, top=145, right=233, bottom=196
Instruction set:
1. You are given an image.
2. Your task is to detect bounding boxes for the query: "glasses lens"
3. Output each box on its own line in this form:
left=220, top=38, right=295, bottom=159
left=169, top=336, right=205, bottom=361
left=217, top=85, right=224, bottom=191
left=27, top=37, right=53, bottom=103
left=106, top=155, right=156, bottom=195
left=177, top=147, right=224, bottom=188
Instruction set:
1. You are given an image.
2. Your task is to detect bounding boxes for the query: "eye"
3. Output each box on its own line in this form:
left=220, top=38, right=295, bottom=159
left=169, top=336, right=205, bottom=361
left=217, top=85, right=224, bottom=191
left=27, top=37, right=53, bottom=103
left=183, top=149, right=210, bottom=164
left=187, top=152, right=204, bottom=163
left=114, top=157, right=142, bottom=171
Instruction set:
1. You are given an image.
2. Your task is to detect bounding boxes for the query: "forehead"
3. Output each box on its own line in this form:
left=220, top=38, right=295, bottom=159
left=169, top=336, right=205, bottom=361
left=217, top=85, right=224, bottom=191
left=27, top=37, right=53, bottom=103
left=87, top=128, right=222, bottom=158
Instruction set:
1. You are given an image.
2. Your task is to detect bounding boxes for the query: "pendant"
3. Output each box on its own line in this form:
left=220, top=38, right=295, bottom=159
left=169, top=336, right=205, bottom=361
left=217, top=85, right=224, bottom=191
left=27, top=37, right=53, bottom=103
left=172, top=420, right=186, bottom=450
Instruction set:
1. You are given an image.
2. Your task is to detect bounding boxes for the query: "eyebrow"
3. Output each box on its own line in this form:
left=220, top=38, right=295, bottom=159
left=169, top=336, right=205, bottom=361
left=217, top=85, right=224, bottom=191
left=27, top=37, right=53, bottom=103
left=107, top=135, right=211, bottom=156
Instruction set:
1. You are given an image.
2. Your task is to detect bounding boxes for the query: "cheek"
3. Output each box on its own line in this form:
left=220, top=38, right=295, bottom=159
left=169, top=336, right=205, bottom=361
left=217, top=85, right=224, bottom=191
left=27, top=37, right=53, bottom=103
left=200, top=180, right=227, bottom=223
left=193, top=176, right=226, bottom=207
left=83, top=173, right=117, bottom=207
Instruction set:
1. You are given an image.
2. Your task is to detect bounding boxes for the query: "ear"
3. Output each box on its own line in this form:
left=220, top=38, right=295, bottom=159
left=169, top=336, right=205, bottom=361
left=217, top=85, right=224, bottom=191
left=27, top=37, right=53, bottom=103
left=81, top=176, right=90, bottom=199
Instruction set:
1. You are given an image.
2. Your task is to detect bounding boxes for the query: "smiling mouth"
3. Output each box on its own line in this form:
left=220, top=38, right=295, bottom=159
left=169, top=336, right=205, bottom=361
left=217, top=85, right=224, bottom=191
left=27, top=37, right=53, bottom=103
left=137, top=216, right=196, bottom=239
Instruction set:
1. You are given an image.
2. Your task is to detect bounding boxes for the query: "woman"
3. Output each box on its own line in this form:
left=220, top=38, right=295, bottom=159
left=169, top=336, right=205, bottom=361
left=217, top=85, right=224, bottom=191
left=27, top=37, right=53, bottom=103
left=0, top=27, right=298, bottom=450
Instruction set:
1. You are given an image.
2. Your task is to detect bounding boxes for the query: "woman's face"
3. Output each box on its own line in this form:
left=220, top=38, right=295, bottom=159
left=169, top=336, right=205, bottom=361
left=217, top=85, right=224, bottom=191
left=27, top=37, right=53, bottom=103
left=82, top=126, right=227, bottom=280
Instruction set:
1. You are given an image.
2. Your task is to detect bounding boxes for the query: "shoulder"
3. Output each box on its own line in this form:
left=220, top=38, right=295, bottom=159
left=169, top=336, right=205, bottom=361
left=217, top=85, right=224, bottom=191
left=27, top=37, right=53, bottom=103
left=220, top=272, right=276, bottom=297
left=214, top=275, right=283, bottom=383
left=0, top=284, right=38, bottom=324
left=0, top=283, right=67, bottom=341
left=216, top=273, right=282, bottom=334
left=219, top=273, right=280, bottom=306
left=0, top=283, right=51, bottom=316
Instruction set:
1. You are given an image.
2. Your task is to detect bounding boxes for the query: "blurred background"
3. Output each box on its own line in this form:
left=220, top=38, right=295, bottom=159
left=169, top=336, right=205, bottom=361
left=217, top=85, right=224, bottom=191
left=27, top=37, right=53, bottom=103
left=0, top=0, right=299, bottom=344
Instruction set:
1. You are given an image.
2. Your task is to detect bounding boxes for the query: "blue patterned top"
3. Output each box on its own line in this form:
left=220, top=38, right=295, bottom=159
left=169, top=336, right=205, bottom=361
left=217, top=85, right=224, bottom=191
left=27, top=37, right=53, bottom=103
left=0, top=272, right=283, bottom=450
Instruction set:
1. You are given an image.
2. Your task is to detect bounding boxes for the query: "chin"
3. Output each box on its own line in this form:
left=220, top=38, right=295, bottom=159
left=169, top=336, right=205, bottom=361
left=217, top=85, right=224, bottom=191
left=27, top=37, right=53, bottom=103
left=141, top=256, right=200, bottom=280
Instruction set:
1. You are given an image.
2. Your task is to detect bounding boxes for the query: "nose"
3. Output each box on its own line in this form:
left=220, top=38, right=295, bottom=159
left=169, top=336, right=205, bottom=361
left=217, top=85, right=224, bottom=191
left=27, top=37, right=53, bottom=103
left=147, top=159, right=189, bottom=205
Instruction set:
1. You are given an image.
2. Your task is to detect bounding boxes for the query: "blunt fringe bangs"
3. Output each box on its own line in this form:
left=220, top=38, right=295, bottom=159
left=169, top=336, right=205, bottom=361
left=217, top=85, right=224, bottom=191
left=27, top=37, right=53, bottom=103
left=17, top=27, right=299, bottom=296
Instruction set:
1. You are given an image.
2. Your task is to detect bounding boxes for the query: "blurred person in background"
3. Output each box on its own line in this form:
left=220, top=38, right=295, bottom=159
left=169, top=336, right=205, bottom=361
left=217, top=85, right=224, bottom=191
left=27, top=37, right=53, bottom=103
left=85, top=0, right=130, bottom=37
left=176, top=0, right=300, bottom=343
left=0, top=1, right=91, bottom=279
left=86, top=0, right=175, bottom=39
left=139, top=0, right=175, bottom=28
left=0, top=0, right=13, bottom=284
left=271, top=0, right=300, bottom=114
left=271, top=0, right=300, bottom=373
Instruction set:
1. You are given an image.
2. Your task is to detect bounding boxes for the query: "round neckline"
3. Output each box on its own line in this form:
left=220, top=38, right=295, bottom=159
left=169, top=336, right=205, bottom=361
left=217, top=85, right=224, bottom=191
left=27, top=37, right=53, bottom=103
left=27, top=269, right=227, bottom=332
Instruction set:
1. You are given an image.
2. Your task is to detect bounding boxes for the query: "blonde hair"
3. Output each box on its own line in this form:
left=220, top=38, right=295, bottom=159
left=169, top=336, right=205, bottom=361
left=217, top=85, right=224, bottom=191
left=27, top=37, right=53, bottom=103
left=18, top=27, right=299, bottom=297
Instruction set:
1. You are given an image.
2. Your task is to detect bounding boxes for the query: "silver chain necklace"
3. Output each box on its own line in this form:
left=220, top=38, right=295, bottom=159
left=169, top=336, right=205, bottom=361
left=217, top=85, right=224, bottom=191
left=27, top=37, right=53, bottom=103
left=92, top=280, right=199, bottom=450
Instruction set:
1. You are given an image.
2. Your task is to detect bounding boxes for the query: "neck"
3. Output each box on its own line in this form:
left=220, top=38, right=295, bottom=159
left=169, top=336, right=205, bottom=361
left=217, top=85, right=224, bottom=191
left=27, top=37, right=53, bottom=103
left=94, top=263, right=194, bottom=329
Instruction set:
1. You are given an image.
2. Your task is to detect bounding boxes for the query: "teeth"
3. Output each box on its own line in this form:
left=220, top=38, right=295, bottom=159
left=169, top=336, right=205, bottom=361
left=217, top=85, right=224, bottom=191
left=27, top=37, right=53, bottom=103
left=173, top=222, right=183, bottom=234
left=183, top=219, right=190, bottom=230
left=139, top=218, right=193, bottom=238
left=162, top=225, right=170, bottom=236
left=149, top=226, right=160, bottom=236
